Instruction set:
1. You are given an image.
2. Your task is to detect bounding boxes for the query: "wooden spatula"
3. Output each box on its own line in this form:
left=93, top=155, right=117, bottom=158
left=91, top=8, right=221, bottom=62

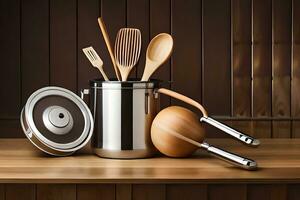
left=114, top=28, right=142, bottom=81
left=98, top=17, right=121, bottom=81
left=82, top=46, right=109, bottom=81
left=141, top=33, right=173, bottom=81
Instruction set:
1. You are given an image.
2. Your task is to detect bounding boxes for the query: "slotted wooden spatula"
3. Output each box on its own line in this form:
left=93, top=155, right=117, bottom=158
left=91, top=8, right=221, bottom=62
left=82, top=46, right=109, bottom=81
left=114, top=28, right=142, bottom=81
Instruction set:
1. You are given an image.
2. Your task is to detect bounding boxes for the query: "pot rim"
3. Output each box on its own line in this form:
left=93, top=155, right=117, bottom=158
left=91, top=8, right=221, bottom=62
left=89, top=78, right=162, bottom=89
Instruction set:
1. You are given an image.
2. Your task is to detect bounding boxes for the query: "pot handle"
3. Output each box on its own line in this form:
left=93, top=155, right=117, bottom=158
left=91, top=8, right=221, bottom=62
left=80, top=89, right=90, bottom=102
left=156, top=88, right=260, bottom=147
left=156, top=88, right=208, bottom=117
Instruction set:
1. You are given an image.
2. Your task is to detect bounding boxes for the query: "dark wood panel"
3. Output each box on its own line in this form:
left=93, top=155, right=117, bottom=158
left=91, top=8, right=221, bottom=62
left=0, top=185, right=3, bottom=200
left=273, top=121, right=291, bottom=138
left=127, top=0, right=149, bottom=79
left=291, top=47, right=300, bottom=118
left=0, top=0, right=299, bottom=138
left=77, top=184, right=115, bottom=200
left=1, top=184, right=300, bottom=200
left=292, top=0, right=300, bottom=137
left=166, top=184, right=207, bottom=200
left=116, top=184, right=132, bottom=200
left=252, top=0, right=272, bottom=115
left=50, top=0, right=77, bottom=92
left=37, top=184, right=76, bottom=200
left=232, top=46, right=252, bottom=116
left=223, top=120, right=272, bottom=138
left=251, top=121, right=272, bottom=138
left=273, top=0, right=292, bottom=43
left=252, top=0, right=272, bottom=138
left=291, top=47, right=300, bottom=117
left=252, top=0, right=272, bottom=42
left=248, top=184, right=287, bottom=200
left=232, top=0, right=252, bottom=43
left=5, top=184, right=35, bottom=200
left=293, top=0, right=300, bottom=44
left=202, top=0, right=231, bottom=115
left=171, top=0, right=202, bottom=109
left=77, top=0, right=101, bottom=91
left=150, top=0, right=171, bottom=108
left=252, top=46, right=272, bottom=117
left=21, top=0, right=49, bottom=105
left=132, top=184, right=166, bottom=200
left=232, top=0, right=252, bottom=118
left=272, top=75, right=291, bottom=119
left=0, top=120, right=22, bottom=138
left=101, top=0, right=126, bottom=79
left=272, top=0, right=292, bottom=138
left=0, top=0, right=21, bottom=119
left=292, top=120, right=300, bottom=138
left=208, top=184, right=246, bottom=200
left=287, top=184, right=300, bottom=200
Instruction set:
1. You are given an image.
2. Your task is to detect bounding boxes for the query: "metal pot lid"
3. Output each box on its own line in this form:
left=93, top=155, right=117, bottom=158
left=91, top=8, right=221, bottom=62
left=21, top=86, right=94, bottom=153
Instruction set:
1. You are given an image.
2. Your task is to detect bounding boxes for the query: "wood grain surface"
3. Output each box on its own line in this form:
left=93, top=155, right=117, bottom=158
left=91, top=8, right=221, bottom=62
left=0, top=139, right=298, bottom=199
left=0, top=139, right=298, bottom=183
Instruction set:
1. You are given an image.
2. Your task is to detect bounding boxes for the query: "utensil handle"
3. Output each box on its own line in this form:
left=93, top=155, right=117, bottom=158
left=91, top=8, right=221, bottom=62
left=98, top=67, right=110, bottom=81
left=98, top=17, right=121, bottom=81
left=200, top=117, right=260, bottom=146
left=156, top=88, right=208, bottom=117
left=201, top=142, right=257, bottom=170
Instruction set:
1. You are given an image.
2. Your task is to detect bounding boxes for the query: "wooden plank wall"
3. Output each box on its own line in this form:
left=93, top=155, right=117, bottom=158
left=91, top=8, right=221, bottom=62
left=0, top=0, right=299, bottom=138
left=0, top=183, right=299, bottom=200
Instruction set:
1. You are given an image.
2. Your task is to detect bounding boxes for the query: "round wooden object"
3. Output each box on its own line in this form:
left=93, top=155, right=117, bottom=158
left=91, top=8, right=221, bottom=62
left=151, top=106, right=205, bottom=157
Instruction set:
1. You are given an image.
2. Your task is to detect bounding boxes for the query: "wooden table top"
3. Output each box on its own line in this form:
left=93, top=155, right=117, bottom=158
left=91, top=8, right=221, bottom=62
left=0, top=138, right=299, bottom=183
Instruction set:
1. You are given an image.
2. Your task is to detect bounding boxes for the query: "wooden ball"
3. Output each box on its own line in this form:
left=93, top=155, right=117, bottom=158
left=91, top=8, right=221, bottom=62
left=151, top=106, right=205, bottom=157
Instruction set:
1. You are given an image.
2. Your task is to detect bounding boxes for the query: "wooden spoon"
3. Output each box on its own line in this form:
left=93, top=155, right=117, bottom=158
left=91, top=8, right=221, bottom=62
left=141, top=33, right=173, bottom=81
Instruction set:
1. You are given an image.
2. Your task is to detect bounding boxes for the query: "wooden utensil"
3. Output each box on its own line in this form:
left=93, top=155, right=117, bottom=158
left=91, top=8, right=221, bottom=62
left=141, top=33, right=173, bottom=81
left=98, top=17, right=121, bottom=81
left=151, top=106, right=257, bottom=170
left=115, top=28, right=142, bottom=81
left=82, top=46, right=109, bottom=81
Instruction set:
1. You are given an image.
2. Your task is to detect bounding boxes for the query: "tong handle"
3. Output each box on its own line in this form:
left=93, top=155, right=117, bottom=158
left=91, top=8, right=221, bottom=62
left=200, top=117, right=260, bottom=146
left=160, top=124, right=257, bottom=170
left=201, top=142, right=257, bottom=170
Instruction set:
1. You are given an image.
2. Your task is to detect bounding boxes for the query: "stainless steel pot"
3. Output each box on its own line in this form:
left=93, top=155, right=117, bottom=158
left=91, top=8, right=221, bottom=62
left=82, top=79, right=159, bottom=158
left=21, top=86, right=94, bottom=156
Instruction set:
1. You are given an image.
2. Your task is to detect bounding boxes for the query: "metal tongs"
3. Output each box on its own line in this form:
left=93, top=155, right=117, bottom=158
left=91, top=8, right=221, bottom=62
left=200, top=117, right=260, bottom=146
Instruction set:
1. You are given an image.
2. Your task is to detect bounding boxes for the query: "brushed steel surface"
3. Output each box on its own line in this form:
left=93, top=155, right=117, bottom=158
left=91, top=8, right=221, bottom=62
left=88, top=79, right=159, bottom=158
